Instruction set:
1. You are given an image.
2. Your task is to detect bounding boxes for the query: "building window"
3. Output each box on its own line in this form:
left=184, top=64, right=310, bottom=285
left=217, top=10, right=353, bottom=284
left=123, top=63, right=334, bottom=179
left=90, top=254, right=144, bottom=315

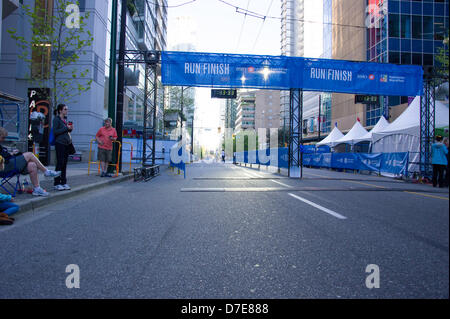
left=389, top=51, right=400, bottom=64
left=78, top=0, right=86, bottom=12
left=31, top=44, right=51, bottom=79
left=401, top=14, right=411, bottom=38
left=389, top=14, right=400, bottom=37
left=434, top=17, right=445, bottom=41
left=401, top=52, right=411, bottom=64
left=31, top=0, right=53, bottom=79
left=412, top=15, right=422, bottom=39
left=366, top=104, right=382, bottom=127
left=423, top=16, right=434, bottom=40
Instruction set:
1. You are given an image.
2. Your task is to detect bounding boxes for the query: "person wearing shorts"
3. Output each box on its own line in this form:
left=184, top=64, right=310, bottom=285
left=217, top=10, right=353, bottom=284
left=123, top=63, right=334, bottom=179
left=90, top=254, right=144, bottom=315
left=95, top=118, right=117, bottom=177
left=0, top=127, right=61, bottom=196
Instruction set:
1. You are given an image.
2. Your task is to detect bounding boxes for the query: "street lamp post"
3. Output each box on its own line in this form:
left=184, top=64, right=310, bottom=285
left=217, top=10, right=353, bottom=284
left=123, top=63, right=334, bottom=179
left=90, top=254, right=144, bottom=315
left=115, top=0, right=127, bottom=173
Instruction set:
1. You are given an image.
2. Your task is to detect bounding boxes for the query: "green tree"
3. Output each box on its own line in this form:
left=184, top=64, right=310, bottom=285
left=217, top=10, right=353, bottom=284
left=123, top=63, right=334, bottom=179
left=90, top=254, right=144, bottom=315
left=167, top=86, right=194, bottom=120
left=8, top=0, right=93, bottom=111
left=435, top=33, right=449, bottom=81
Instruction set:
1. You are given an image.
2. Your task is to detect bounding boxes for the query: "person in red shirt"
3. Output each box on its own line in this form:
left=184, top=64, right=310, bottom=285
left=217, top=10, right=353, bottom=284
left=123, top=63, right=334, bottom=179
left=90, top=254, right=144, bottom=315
left=95, top=118, right=118, bottom=177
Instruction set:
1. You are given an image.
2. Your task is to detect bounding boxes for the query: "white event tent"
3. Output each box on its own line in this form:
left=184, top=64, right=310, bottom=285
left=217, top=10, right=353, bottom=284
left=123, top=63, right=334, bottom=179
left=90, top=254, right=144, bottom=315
left=353, top=116, right=390, bottom=144
left=334, top=120, right=369, bottom=146
left=371, top=96, right=449, bottom=172
left=316, top=126, right=344, bottom=147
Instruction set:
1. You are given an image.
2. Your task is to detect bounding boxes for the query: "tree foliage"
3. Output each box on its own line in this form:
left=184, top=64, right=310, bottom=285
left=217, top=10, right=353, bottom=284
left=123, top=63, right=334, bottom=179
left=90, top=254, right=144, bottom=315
left=166, top=86, right=195, bottom=123
left=435, top=33, right=449, bottom=81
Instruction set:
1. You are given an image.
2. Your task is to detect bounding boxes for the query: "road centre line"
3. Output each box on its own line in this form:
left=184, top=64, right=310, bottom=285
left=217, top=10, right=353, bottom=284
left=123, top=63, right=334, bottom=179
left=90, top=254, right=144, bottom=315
left=346, top=180, right=387, bottom=189
left=404, top=191, right=449, bottom=201
left=288, top=193, right=347, bottom=220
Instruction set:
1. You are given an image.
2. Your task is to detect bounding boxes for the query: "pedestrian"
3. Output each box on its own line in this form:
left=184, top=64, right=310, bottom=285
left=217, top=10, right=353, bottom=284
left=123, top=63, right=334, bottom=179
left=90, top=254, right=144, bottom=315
left=95, top=118, right=117, bottom=177
left=443, top=137, right=450, bottom=187
left=0, top=127, right=61, bottom=196
left=431, top=135, right=448, bottom=188
left=0, top=193, right=19, bottom=225
left=53, top=104, right=73, bottom=191
left=221, top=149, right=225, bottom=163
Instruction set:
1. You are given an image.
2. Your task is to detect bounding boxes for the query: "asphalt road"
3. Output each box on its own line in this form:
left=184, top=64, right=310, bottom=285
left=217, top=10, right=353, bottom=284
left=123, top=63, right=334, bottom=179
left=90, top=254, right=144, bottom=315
left=0, top=162, right=448, bottom=298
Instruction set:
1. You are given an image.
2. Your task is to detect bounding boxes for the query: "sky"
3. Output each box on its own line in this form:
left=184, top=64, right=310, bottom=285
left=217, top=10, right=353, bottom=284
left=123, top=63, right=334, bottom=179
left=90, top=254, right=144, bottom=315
left=167, top=0, right=323, bottom=151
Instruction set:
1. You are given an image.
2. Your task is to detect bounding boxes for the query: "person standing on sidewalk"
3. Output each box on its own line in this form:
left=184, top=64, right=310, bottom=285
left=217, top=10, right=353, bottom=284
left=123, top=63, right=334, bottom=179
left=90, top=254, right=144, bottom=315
left=53, top=104, right=73, bottom=191
left=431, top=135, right=448, bottom=188
left=95, top=118, right=117, bottom=177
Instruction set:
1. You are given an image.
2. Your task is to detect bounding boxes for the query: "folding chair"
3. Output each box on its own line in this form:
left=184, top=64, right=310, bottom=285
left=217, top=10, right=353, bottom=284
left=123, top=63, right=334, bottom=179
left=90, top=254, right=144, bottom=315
left=0, top=158, right=22, bottom=197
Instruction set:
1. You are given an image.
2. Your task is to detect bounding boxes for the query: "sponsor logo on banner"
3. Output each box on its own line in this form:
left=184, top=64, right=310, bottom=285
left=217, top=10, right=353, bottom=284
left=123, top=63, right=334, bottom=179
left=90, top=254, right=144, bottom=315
left=389, top=75, right=406, bottom=83
left=380, top=74, right=388, bottom=82
left=369, top=74, right=375, bottom=80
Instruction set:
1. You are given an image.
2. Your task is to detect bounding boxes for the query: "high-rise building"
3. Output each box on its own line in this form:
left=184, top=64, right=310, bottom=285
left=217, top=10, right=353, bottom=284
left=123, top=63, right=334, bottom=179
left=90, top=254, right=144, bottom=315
left=331, top=0, right=368, bottom=131
left=225, top=99, right=237, bottom=130
left=329, top=0, right=449, bottom=132
left=281, top=0, right=305, bottom=57
left=321, top=0, right=333, bottom=134
left=255, top=90, right=281, bottom=131
left=280, top=0, right=330, bottom=141
left=280, top=0, right=305, bottom=131
left=235, top=90, right=256, bottom=133
left=366, top=0, right=449, bottom=123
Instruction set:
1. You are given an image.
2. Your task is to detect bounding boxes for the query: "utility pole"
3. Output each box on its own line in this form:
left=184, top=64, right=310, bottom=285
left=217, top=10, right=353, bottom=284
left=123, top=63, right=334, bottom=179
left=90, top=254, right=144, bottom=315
left=116, top=0, right=127, bottom=172
left=108, top=0, right=118, bottom=125
left=180, top=86, right=184, bottom=130
left=318, top=94, right=321, bottom=141
left=191, top=108, right=195, bottom=156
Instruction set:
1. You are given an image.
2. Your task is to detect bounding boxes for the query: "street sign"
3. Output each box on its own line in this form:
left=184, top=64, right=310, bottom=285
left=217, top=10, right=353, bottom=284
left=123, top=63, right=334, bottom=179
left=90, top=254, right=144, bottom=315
left=211, top=89, right=237, bottom=99
left=355, top=95, right=380, bottom=104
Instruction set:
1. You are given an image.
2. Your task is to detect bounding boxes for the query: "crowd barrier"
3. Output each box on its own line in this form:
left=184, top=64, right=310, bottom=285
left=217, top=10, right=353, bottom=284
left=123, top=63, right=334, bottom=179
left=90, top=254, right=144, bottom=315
left=234, top=148, right=409, bottom=176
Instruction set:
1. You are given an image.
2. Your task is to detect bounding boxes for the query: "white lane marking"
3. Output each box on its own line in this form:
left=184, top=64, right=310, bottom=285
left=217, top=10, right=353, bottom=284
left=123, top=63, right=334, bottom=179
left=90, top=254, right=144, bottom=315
left=238, top=167, right=260, bottom=178
left=271, top=179, right=292, bottom=188
left=288, top=193, right=347, bottom=220
left=241, top=171, right=257, bottom=178
left=238, top=166, right=269, bottom=178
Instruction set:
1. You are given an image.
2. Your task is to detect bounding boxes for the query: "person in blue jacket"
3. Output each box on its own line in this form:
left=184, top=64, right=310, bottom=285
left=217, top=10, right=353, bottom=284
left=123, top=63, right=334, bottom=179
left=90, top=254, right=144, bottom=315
left=0, top=193, right=19, bottom=224
left=431, top=135, right=448, bottom=188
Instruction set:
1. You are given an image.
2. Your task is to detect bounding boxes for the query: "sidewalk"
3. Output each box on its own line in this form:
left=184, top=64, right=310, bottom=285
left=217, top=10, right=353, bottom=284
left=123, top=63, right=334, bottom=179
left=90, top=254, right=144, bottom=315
left=7, top=162, right=141, bottom=214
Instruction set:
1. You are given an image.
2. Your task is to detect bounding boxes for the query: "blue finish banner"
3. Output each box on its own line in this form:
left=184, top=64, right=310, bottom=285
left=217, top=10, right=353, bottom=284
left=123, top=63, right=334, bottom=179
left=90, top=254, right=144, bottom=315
left=162, top=51, right=423, bottom=96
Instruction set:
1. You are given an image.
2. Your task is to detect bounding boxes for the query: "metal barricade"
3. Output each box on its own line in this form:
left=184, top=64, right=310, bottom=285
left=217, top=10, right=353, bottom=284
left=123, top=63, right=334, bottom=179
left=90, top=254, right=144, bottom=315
left=121, top=141, right=134, bottom=174
left=88, top=139, right=124, bottom=177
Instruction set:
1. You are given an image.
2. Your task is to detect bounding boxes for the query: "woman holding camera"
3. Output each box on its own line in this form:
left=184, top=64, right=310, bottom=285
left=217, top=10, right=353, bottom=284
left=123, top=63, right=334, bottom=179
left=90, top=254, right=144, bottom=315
left=53, top=104, right=74, bottom=191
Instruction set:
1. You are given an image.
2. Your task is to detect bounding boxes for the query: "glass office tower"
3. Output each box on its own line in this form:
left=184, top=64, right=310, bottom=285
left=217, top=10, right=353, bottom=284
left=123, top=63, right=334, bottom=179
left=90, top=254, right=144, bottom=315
left=366, top=0, right=449, bottom=116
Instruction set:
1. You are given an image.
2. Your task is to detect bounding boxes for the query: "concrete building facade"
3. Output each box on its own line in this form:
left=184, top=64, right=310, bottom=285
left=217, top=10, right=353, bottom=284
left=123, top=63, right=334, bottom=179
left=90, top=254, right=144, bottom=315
left=254, top=90, right=281, bottom=131
left=0, top=0, right=167, bottom=160
left=235, top=90, right=256, bottom=133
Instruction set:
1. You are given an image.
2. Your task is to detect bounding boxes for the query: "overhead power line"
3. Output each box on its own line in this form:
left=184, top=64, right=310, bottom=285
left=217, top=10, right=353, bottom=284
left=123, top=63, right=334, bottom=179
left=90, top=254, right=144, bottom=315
left=251, top=0, right=274, bottom=52
left=148, top=0, right=198, bottom=9
left=217, top=0, right=367, bottom=30
left=235, top=0, right=251, bottom=52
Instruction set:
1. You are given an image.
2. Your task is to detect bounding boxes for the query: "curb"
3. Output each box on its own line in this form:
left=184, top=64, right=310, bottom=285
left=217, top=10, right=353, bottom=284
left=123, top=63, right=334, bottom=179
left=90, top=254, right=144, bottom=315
left=16, top=173, right=134, bottom=214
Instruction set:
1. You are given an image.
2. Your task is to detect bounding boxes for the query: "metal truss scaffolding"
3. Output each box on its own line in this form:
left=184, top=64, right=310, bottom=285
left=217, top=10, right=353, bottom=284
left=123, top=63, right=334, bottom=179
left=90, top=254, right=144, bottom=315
left=123, top=50, right=160, bottom=171
left=419, top=79, right=435, bottom=178
left=288, top=89, right=303, bottom=178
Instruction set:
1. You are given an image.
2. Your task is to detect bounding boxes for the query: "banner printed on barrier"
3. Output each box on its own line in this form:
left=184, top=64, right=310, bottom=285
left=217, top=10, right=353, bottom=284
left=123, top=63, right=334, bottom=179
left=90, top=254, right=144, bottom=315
left=170, top=143, right=186, bottom=178
left=162, top=51, right=423, bottom=96
left=236, top=149, right=408, bottom=175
